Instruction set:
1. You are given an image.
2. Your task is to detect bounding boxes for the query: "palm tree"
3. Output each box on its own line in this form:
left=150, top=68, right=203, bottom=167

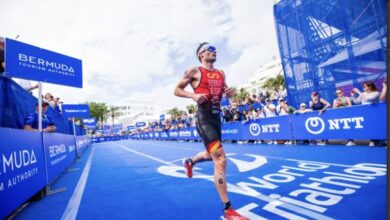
left=108, top=105, right=121, bottom=126
left=262, top=75, right=285, bottom=91
left=167, top=107, right=184, bottom=119
left=186, top=104, right=196, bottom=114
left=234, top=88, right=248, bottom=101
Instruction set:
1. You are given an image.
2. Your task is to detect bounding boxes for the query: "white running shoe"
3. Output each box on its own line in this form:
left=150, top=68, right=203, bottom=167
left=346, top=141, right=356, bottom=146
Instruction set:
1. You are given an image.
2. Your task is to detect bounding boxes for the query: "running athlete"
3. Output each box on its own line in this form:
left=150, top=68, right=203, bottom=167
left=174, top=42, right=248, bottom=220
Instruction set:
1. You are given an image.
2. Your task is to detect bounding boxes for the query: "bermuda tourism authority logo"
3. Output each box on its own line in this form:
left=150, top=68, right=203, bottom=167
left=305, top=117, right=325, bottom=134
left=18, top=53, right=76, bottom=76
left=249, top=123, right=261, bottom=136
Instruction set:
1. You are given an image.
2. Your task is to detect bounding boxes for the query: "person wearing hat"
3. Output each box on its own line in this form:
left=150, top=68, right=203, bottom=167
left=173, top=42, right=248, bottom=220
left=263, top=98, right=276, bottom=118
left=276, top=98, right=293, bottom=116
left=23, top=102, right=56, bottom=132
left=294, top=103, right=313, bottom=114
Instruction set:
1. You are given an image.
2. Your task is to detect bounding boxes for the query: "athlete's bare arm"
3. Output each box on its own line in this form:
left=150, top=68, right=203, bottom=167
left=174, top=67, right=208, bottom=104
left=221, top=70, right=235, bottom=98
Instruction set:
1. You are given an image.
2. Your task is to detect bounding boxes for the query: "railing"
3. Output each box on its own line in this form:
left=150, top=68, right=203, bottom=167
left=0, top=128, right=91, bottom=219
left=132, top=103, right=386, bottom=141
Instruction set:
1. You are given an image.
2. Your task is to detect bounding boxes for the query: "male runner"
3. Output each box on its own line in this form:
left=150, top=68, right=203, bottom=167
left=174, top=42, right=248, bottom=220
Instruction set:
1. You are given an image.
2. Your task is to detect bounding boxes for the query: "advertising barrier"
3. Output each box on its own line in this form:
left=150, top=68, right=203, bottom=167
left=62, top=104, right=90, bottom=119
left=290, top=103, right=386, bottom=140
left=129, top=103, right=386, bottom=142
left=0, top=129, right=47, bottom=219
left=5, top=38, right=83, bottom=88
left=42, top=133, right=77, bottom=184
left=241, top=115, right=293, bottom=140
left=83, top=118, right=96, bottom=129
left=75, top=136, right=91, bottom=157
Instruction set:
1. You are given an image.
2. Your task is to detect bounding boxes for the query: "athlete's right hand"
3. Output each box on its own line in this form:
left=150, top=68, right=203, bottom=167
left=191, top=93, right=209, bottom=104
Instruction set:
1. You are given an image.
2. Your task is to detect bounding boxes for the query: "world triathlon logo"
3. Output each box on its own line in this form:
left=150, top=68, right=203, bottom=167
left=305, top=117, right=325, bottom=134
left=249, top=123, right=261, bottom=136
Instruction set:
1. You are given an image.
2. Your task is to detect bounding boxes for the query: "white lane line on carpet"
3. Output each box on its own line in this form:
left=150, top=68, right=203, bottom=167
left=61, top=147, right=95, bottom=220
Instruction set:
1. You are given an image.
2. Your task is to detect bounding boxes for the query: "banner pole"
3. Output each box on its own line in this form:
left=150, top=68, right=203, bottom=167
left=73, top=117, right=76, bottom=136
left=38, top=82, right=42, bottom=132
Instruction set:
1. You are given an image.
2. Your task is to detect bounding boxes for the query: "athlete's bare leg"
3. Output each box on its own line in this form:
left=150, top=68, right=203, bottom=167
left=191, top=151, right=212, bottom=164
left=210, top=147, right=229, bottom=203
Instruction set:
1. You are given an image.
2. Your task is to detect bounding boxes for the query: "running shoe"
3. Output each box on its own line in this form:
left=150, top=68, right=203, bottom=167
left=183, top=158, right=193, bottom=178
left=224, top=208, right=249, bottom=220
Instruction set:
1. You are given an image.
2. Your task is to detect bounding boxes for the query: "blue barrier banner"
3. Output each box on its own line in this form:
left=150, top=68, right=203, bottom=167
left=0, top=128, right=47, bottom=219
left=291, top=103, right=387, bottom=140
left=5, top=38, right=83, bottom=88
left=42, top=133, right=76, bottom=183
left=127, top=125, right=135, bottom=130
left=136, top=122, right=146, bottom=127
left=241, top=115, right=293, bottom=140
left=75, top=136, right=90, bottom=157
left=82, top=118, right=96, bottom=129
left=222, top=122, right=243, bottom=140
left=168, top=130, right=179, bottom=140
left=160, top=131, right=170, bottom=139
left=178, top=129, right=192, bottom=140
left=160, top=114, right=165, bottom=122
left=112, top=124, right=123, bottom=130
left=62, top=104, right=90, bottom=118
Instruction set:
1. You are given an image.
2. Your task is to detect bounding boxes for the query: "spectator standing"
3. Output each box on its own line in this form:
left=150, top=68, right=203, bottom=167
left=294, top=103, right=313, bottom=114
left=263, top=98, right=276, bottom=117
left=332, top=89, right=354, bottom=146
left=276, top=98, right=292, bottom=116
left=380, top=78, right=387, bottom=102
left=333, top=89, right=352, bottom=108
left=251, top=94, right=259, bottom=103
left=309, top=91, right=331, bottom=115
left=0, top=37, right=4, bottom=73
left=351, top=82, right=381, bottom=146
left=23, top=102, right=56, bottom=132
left=14, top=79, right=39, bottom=94
left=309, top=92, right=330, bottom=145
left=255, top=107, right=265, bottom=119
left=222, top=108, right=232, bottom=123
left=351, top=82, right=379, bottom=105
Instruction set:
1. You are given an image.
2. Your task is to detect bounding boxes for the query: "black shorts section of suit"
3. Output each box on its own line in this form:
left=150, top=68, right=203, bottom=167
left=196, top=110, right=221, bottom=148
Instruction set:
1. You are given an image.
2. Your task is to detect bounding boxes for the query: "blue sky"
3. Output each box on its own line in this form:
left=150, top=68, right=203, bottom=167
left=0, top=0, right=280, bottom=113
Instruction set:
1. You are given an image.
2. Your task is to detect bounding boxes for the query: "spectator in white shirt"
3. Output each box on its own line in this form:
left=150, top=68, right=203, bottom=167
left=15, top=79, right=39, bottom=94
left=263, top=98, right=276, bottom=117
left=351, top=82, right=379, bottom=105
left=276, top=98, right=289, bottom=116
left=294, top=103, right=313, bottom=114
left=380, top=78, right=386, bottom=102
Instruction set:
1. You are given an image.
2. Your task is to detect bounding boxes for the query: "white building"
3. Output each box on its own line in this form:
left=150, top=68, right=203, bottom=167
left=239, top=58, right=284, bottom=96
left=104, top=98, right=159, bottom=129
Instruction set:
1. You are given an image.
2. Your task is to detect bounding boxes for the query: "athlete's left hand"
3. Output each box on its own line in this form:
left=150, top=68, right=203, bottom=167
left=224, top=87, right=235, bottom=98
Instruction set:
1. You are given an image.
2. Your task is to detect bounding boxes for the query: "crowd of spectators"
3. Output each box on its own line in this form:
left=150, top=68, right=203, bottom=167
left=21, top=92, right=64, bottom=133
left=137, top=80, right=386, bottom=146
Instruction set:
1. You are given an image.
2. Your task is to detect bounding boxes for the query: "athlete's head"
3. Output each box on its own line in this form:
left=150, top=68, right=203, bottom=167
left=196, top=42, right=217, bottom=63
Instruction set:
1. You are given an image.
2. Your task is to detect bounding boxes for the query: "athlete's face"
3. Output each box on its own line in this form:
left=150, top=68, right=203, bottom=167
left=200, top=46, right=217, bottom=63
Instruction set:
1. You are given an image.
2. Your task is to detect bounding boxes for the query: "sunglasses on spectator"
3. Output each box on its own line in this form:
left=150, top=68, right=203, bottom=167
left=336, top=92, right=342, bottom=95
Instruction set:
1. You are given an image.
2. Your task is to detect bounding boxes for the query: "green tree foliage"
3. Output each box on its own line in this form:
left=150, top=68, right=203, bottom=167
left=234, top=87, right=248, bottom=101
left=86, top=102, right=110, bottom=123
left=167, top=107, right=184, bottom=119
left=262, top=75, right=285, bottom=91
left=109, top=105, right=121, bottom=126
left=186, top=104, right=196, bottom=114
